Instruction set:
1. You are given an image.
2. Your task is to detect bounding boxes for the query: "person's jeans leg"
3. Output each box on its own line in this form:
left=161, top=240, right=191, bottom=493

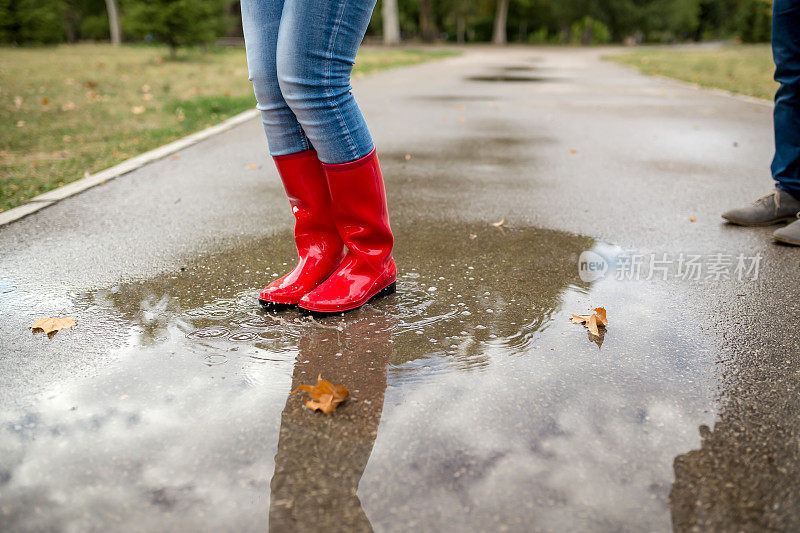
left=771, top=0, right=800, bottom=199
left=241, top=0, right=310, bottom=156
left=275, top=0, right=377, bottom=164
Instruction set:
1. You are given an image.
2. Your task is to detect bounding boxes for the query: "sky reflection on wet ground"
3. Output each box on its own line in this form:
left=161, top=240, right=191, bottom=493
left=1, top=222, right=717, bottom=531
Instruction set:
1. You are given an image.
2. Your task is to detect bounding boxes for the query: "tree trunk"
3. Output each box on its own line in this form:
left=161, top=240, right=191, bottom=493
left=105, top=0, right=122, bottom=45
left=492, top=0, right=509, bottom=45
left=382, top=0, right=401, bottom=45
left=419, top=0, right=435, bottom=42
left=456, top=14, right=466, bottom=44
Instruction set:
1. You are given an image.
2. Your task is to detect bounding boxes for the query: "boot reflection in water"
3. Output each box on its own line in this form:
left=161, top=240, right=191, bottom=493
left=268, top=313, right=394, bottom=531
left=242, top=0, right=396, bottom=313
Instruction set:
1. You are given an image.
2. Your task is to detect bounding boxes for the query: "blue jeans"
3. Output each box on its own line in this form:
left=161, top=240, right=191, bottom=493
left=241, top=0, right=377, bottom=164
left=772, top=0, right=800, bottom=198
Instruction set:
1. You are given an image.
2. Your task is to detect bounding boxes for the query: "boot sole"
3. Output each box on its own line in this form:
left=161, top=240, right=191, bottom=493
left=258, top=299, right=297, bottom=311
left=773, top=234, right=800, bottom=246
left=299, top=281, right=397, bottom=317
left=721, top=214, right=797, bottom=227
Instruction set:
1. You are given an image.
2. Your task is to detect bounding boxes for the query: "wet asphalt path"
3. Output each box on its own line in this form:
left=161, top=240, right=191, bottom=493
left=2, top=46, right=800, bottom=531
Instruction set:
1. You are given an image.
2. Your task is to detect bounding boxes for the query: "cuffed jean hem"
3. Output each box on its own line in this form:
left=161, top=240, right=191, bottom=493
left=321, top=146, right=376, bottom=171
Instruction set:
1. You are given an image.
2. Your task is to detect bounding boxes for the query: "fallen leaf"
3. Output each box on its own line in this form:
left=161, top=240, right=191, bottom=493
left=569, top=148, right=577, bottom=154
left=172, top=154, right=181, bottom=160
left=31, top=317, right=76, bottom=337
left=454, top=104, right=465, bottom=110
left=690, top=216, right=697, bottom=222
left=245, top=163, right=259, bottom=170
left=458, top=116, right=466, bottom=123
left=571, top=307, right=608, bottom=337
left=292, top=375, right=349, bottom=414
left=492, top=217, right=505, bottom=227
left=41, top=97, right=49, bottom=105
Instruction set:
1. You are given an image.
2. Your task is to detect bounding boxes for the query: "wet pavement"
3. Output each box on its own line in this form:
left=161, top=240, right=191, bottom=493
left=2, top=46, right=800, bottom=531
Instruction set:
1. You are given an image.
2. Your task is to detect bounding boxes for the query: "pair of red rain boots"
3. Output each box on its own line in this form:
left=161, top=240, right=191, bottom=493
left=258, top=148, right=396, bottom=314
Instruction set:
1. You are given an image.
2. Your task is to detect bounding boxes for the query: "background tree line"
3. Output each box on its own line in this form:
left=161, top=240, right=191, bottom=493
left=0, top=0, right=773, bottom=49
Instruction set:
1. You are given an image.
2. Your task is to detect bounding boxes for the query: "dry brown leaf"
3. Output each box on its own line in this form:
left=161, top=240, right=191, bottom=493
left=245, top=163, right=259, bottom=170
left=689, top=216, right=697, bottom=222
left=31, top=317, right=76, bottom=336
left=292, top=375, right=349, bottom=414
left=569, top=148, right=577, bottom=154
left=571, top=307, right=608, bottom=337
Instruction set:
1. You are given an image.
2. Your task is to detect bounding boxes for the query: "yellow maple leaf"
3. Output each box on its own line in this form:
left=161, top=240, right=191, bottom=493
left=571, top=307, right=608, bottom=337
left=292, top=375, right=349, bottom=414
left=30, top=317, right=76, bottom=337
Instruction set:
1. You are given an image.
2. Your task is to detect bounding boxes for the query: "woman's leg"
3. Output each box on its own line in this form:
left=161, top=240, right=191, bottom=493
left=274, top=0, right=377, bottom=164
left=242, top=0, right=346, bottom=307
left=276, top=0, right=396, bottom=314
left=241, top=0, right=310, bottom=155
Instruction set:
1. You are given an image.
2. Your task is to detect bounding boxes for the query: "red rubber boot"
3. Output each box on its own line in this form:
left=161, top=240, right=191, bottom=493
left=259, top=149, right=345, bottom=309
left=299, top=148, right=396, bottom=314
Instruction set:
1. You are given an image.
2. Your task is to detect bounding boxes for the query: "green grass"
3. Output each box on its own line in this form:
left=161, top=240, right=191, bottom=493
left=607, top=44, right=777, bottom=101
left=0, top=44, right=455, bottom=213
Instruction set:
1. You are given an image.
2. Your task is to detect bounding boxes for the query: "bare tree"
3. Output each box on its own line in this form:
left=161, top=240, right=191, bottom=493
left=492, top=0, right=509, bottom=44
left=382, top=0, right=401, bottom=45
left=105, top=0, right=122, bottom=45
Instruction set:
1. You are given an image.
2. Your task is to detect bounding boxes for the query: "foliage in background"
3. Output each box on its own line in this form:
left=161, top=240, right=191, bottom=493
left=122, top=0, right=226, bottom=56
left=569, top=16, right=611, bottom=45
left=0, top=0, right=776, bottom=46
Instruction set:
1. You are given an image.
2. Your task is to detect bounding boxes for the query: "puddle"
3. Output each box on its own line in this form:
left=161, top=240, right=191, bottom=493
left=499, top=65, right=537, bottom=72
left=0, top=221, right=718, bottom=531
left=465, top=75, right=554, bottom=83
left=413, top=94, right=497, bottom=102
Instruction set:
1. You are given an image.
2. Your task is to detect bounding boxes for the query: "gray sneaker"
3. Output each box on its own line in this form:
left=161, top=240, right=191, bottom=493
left=721, top=188, right=800, bottom=226
left=773, top=216, right=800, bottom=246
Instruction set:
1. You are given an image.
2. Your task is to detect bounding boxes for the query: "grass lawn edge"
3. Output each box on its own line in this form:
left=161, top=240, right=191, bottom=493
left=604, top=49, right=774, bottom=107
left=0, top=108, right=259, bottom=227
left=1, top=47, right=459, bottom=226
